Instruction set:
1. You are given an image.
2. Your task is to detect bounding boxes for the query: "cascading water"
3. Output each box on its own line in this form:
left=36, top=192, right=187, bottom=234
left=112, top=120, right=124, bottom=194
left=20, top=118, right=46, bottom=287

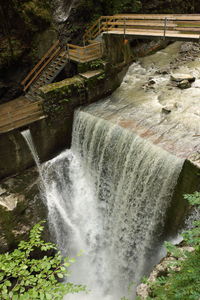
left=40, top=111, right=184, bottom=299
left=54, top=0, right=76, bottom=23
left=21, top=129, right=41, bottom=173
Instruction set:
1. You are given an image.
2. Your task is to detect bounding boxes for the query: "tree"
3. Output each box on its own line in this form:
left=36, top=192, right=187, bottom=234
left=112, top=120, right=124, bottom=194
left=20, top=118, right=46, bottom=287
left=0, top=222, right=86, bottom=299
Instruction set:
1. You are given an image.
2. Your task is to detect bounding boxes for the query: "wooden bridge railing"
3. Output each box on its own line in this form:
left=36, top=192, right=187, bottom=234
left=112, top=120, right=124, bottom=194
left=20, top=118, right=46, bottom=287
left=83, top=14, right=200, bottom=44
left=67, top=42, right=103, bottom=63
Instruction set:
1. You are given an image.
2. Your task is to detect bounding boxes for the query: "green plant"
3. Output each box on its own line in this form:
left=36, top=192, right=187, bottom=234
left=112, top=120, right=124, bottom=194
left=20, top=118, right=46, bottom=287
left=139, top=192, right=200, bottom=300
left=0, top=221, right=86, bottom=299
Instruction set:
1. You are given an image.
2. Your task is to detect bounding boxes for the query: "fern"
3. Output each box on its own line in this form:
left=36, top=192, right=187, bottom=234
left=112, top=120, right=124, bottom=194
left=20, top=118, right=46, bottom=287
left=140, top=192, right=200, bottom=300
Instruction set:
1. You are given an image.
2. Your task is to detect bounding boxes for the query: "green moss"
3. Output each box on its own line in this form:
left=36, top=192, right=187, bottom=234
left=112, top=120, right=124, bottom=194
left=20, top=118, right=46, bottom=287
left=39, top=76, right=85, bottom=101
left=78, top=59, right=106, bottom=73
left=16, top=0, right=52, bottom=32
left=0, top=37, right=26, bottom=67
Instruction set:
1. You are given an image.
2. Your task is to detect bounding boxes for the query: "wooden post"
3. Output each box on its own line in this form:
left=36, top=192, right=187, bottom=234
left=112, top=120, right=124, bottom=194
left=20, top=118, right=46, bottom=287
left=100, top=42, right=103, bottom=57
left=67, top=44, right=70, bottom=59
left=124, top=17, right=126, bottom=40
left=163, top=17, right=167, bottom=39
left=8, top=111, right=14, bottom=130
left=107, top=17, right=108, bottom=34
left=99, top=18, right=101, bottom=36
left=78, top=48, right=81, bottom=63
left=84, top=46, right=86, bottom=62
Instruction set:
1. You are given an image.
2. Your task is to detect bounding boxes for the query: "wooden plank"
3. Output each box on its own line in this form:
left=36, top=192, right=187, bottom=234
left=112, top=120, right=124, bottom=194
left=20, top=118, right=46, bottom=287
left=107, top=28, right=200, bottom=39
left=84, top=42, right=101, bottom=49
left=113, top=14, right=200, bottom=20
left=0, top=106, right=43, bottom=126
left=102, top=21, right=176, bottom=27
left=176, top=27, right=200, bottom=32
left=176, top=21, right=200, bottom=26
left=67, top=43, right=83, bottom=49
left=0, top=103, right=42, bottom=119
left=0, top=114, right=45, bottom=133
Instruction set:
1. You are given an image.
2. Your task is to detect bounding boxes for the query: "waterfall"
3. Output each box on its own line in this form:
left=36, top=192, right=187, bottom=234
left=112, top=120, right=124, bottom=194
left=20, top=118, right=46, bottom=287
left=54, top=0, right=76, bottom=23
left=40, top=110, right=184, bottom=299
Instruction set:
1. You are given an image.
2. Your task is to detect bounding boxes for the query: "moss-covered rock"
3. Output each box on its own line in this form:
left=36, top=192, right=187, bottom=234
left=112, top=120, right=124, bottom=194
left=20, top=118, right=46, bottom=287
left=78, top=59, right=106, bottom=73
left=39, top=76, right=85, bottom=102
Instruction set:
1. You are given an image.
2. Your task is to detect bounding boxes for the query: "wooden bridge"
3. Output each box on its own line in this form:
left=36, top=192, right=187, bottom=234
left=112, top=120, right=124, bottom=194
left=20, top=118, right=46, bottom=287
left=1, top=14, right=200, bottom=133
left=83, top=14, right=200, bottom=43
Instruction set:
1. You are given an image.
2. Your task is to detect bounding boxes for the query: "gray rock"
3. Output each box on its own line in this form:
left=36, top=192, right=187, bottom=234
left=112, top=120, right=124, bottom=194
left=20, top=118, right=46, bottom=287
left=148, top=79, right=156, bottom=85
left=162, top=105, right=174, bottom=114
left=178, top=79, right=191, bottom=89
left=171, top=74, right=195, bottom=83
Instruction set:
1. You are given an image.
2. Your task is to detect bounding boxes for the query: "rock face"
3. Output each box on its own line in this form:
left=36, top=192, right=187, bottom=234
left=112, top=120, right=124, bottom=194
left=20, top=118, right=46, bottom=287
left=0, top=168, right=49, bottom=253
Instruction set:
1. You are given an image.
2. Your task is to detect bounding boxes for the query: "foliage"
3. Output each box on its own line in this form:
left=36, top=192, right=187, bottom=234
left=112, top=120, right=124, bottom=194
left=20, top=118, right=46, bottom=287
left=138, top=192, right=200, bottom=300
left=0, top=221, right=86, bottom=299
left=76, top=0, right=142, bottom=22
left=14, top=0, right=52, bottom=32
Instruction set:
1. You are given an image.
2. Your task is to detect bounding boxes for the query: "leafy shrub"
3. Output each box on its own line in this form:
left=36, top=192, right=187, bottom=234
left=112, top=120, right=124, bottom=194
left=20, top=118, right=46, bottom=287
left=140, top=192, right=200, bottom=300
left=0, top=221, right=85, bottom=299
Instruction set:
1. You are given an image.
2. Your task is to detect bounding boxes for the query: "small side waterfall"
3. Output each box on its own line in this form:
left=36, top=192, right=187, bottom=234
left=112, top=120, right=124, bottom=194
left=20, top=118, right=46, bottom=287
left=21, top=130, right=40, bottom=169
left=39, top=111, right=184, bottom=299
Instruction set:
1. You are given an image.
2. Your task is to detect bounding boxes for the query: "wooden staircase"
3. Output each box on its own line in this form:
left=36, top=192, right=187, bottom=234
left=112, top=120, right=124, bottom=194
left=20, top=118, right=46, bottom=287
left=21, top=41, right=68, bottom=101
left=21, top=41, right=103, bottom=101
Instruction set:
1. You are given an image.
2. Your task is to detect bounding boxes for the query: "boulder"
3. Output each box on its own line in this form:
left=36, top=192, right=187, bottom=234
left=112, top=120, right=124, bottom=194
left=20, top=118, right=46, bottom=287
left=170, top=74, right=195, bottom=83
left=162, top=105, right=174, bottom=114
left=148, top=79, right=156, bottom=85
left=177, top=80, right=191, bottom=89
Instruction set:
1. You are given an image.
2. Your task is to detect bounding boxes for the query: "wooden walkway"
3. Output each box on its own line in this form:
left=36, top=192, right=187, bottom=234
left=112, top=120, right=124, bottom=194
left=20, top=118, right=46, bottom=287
left=0, top=97, right=44, bottom=134
left=1, top=13, right=200, bottom=134
left=83, top=14, right=200, bottom=43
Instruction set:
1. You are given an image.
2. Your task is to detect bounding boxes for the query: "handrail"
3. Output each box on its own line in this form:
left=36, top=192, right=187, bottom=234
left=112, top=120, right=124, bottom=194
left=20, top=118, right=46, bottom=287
left=67, top=42, right=102, bottom=63
left=21, top=40, right=60, bottom=88
left=23, top=46, right=62, bottom=92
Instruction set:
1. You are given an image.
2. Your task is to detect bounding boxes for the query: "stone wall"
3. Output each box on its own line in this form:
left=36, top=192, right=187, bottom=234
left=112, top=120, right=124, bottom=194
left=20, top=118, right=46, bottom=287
left=164, top=159, right=200, bottom=238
